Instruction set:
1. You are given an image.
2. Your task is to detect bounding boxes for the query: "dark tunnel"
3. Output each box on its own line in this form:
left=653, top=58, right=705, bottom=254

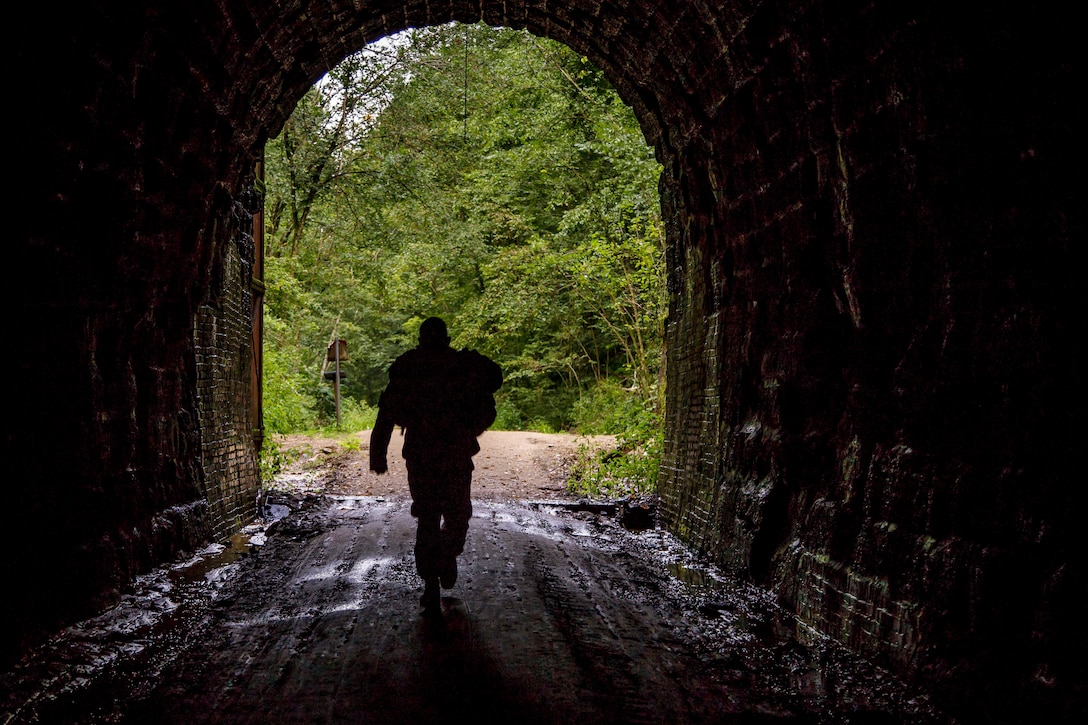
left=5, top=1, right=1082, bottom=720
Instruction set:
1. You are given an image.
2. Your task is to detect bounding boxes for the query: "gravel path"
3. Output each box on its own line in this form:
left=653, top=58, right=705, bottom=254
left=276, top=429, right=617, bottom=502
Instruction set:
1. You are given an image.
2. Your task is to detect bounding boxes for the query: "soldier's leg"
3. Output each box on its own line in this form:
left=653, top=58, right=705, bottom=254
left=437, top=463, right=474, bottom=587
left=414, top=507, right=442, bottom=580
left=440, top=476, right=473, bottom=555
left=407, top=461, right=442, bottom=611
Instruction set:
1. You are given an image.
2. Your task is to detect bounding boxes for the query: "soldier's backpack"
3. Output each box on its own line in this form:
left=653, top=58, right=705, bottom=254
left=457, top=349, right=502, bottom=436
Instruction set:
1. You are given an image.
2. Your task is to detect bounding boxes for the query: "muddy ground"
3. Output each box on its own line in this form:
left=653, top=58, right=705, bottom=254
left=2, top=432, right=953, bottom=724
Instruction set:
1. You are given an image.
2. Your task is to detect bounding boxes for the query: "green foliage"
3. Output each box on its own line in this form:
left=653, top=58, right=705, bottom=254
left=339, top=397, right=378, bottom=432
left=262, top=316, right=320, bottom=435
left=258, top=436, right=298, bottom=484
left=491, top=397, right=523, bottom=431
left=261, top=24, right=666, bottom=479
left=314, top=397, right=378, bottom=434
left=570, top=379, right=649, bottom=435
left=568, top=399, right=662, bottom=499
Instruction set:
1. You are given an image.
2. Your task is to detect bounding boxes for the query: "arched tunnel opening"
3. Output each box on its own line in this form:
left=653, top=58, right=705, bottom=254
left=5, top=2, right=1081, bottom=722
left=256, top=22, right=667, bottom=471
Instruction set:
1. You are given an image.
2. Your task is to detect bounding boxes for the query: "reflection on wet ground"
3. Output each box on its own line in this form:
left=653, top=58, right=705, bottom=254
left=1, top=495, right=952, bottom=724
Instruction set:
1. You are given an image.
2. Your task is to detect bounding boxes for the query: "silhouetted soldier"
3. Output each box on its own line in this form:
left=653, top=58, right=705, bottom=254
left=369, top=317, right=502, bottom=617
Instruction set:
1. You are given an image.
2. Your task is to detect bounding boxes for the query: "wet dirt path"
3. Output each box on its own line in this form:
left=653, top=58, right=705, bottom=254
left=131, top=498, right=719, bottom=724
left=4, top=493, right=952, bottom=724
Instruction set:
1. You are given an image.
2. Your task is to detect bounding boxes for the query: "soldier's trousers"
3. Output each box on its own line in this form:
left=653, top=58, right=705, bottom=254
left=405, top=457, right=474, bottom=582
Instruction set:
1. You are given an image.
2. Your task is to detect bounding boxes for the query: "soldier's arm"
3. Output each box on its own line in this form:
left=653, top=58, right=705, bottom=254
left=369, top=401, right=394, bottom=474
left=370, top=353, right=416, bottom=473
left=369, top=369, right=403, bottom=474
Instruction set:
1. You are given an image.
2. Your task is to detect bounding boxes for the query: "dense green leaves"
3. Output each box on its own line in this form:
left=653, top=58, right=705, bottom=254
left=262, top=24, right=664, bottom=450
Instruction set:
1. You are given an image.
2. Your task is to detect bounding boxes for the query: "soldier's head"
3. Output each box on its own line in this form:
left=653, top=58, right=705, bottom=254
left=418, top=316, right=451, bottom=350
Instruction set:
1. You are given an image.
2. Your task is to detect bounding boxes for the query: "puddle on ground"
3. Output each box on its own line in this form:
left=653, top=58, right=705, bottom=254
left=665, top=557, right=799, bottom=649
left=170, top=532, right=256, bottom=585
left=267, top=503, right=292, bottom=519
left=668, top=561, right=718, bottom=588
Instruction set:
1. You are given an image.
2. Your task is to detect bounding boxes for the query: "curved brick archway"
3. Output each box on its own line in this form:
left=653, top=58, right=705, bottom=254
left=8, top=2, right=1081, bottom=719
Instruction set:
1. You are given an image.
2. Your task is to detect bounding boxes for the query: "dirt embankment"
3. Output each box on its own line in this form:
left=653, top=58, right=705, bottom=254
left=272, top=429, right=617, bottom=501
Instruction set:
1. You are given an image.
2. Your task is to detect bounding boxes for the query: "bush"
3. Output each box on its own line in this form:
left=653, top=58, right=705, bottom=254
left=339, top=397, right=378, bottom=432
left=568, top=384, right=662, bottom=498
left=315, top=396, right=377, bottom=434
left=263, top=336, right=319, bottom=434
left=492, top=398, right=524, bottom=431
left=492, top=385, right=576, bottom=433
left=258, top=436, right=291, bottom=483
left=570, top=379, right=649, bottom=435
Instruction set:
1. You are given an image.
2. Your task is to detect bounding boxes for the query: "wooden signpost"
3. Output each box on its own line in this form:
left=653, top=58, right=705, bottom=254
left=325, top=339, right=348, bottom=426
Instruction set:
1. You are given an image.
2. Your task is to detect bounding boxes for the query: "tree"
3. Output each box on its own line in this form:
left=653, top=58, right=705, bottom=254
left=262, top=24, right=664, bottom=436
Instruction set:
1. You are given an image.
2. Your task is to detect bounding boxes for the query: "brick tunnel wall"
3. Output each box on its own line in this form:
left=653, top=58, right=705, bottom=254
left=6, top=0, right=266, bottom=665
left=655, top=4, right=1082, bottom=720
left=7, top=1, right=1082, bottom=719
left=192, top=194, right=261, bottom=544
